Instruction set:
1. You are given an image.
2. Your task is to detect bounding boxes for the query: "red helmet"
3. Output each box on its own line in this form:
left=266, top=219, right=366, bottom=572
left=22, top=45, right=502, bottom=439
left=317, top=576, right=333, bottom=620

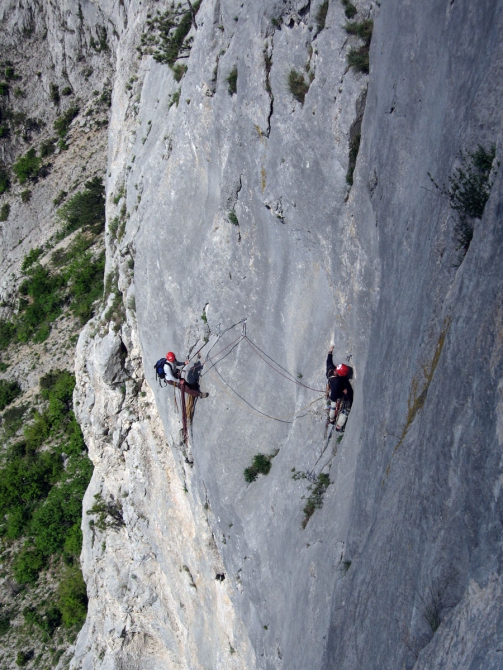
left=166, top=352, right=176, bottom=362
left=336, top=363, right=349, bottom=377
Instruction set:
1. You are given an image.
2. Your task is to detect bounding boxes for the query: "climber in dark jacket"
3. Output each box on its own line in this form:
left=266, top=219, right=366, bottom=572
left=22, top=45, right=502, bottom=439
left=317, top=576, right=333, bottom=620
left=326, top=346, right=353, bottom=423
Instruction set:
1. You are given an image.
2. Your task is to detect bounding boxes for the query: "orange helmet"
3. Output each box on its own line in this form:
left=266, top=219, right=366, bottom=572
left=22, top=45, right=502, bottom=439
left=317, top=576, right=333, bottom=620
left=336, top=363, right=349, bottom=377
left=166, top=352, right=176, bottom=362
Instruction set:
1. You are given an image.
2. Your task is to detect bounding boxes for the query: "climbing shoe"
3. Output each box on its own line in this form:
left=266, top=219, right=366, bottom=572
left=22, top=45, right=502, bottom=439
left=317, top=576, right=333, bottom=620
left=200, top=392, right=209, bottom=398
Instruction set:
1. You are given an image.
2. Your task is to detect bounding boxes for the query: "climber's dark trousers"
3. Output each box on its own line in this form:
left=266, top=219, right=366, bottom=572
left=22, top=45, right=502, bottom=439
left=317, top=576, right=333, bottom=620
left=167, top=379, right=204, bottom=398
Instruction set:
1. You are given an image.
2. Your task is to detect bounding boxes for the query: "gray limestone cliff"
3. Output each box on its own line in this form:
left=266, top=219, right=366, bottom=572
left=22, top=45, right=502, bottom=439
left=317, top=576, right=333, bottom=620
left=56, top=0, right=503, bottom=668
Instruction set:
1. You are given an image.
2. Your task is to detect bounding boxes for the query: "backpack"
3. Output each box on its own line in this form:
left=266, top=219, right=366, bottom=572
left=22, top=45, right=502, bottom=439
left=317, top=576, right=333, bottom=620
left=154, top=358, right=167, bottom=386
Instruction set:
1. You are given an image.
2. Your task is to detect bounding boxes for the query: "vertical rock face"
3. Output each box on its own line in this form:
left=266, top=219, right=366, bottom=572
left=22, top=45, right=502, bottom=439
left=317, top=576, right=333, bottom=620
left=71, top=0, right=503, bottom=669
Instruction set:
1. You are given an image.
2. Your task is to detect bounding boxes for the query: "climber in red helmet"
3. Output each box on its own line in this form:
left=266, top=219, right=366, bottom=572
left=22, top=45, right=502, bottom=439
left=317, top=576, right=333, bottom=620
left=163, top=351, right=188, bottom=382
left=164, top=352, right=209, bottom=399
left=326, top=345, right=353, bottom=426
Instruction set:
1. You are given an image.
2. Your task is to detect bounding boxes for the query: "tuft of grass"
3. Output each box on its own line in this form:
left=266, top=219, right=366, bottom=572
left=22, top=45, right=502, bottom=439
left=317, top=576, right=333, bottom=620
left=40, top=138, right=56, bottom=157
left=169, top=89, right=181, bottom=108
left=302, top=473, right=330, bottom=528
left=288, top=69, right=310, bottom=104
left=49, top=83, right=60, bottom=105
left=341, top=0, right=357, bottom=19
left=227, top=66, right=238, bottom=95
left=20, top=189, right=32, bottom=203
left=244, top=452, right=275, bottom=483
left=315, top=1, right=329, bottom=32
left=228, top=209, right=239, bottom=226
left=345, top=19, right=373, bottom=74
left=0, top=203, right=10, bottom=221
left=0, top=167, right=10, bottom=195
left=171, top=63, right=187, bottom=82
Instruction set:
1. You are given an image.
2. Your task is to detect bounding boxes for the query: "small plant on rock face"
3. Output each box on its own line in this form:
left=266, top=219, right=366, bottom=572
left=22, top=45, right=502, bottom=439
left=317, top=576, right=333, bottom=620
left=345, top=19, right=373, bottom=74
left=288, top=69, right=310, bottom=104
left=315, top=0, right=329, bottom=32
left=172, top=63, right=187, bottom=82
left=244, top=452, right=276, bottom=483
left=0, top=203, right=10, bottom=221
left=20, top=189, right=31, bottom=203
left=12, top=148, right=42, bottom=184
left=227, top=66, right=238, bottom=95
left=429, top=144, right=497, bottom=262
left=341, top=0, right=357, bottom=19
left=302, top=472, right=330, bottom=528
left=228, top=209, right=239, bottom=226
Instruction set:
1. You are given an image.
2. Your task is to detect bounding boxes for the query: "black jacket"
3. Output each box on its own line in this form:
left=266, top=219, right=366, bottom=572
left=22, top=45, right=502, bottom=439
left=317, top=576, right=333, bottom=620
left=326, top=352, right=353, bottom=403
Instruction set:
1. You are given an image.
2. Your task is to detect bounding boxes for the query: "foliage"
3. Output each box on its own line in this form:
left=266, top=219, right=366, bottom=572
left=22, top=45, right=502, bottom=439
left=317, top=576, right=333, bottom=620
left=0, top=82, right=9, bottom=96
left=0, top=202, right=9, bottom=221
left=0, top=125, right=9, bottom=138
left=87, top=493, right=124, bottom=531
left=0, top=320, right=15, bottom=351
left=23, top=604, right=62, bottom=639
left=21, top=246, right=43, bottom=271
left=0, top=167, right=10, bottom=194
left=20, top=189, right=32, bottom=203
left=39, top=137, right=56, bottom=157
left=58, top=565, right=88, bottom=627
left=302, top=473, right=330, bottom=528
left=53, top=189, right=67, bottom=207
left=0, top=371, right=92, bottom=586
left=12, top=148, right=42, bottom=184
left=169, top=89, right=181, bottom=108
left=66, top=250, right=105, bottom=323
left=288, top=69, right=310, bottom=104
left=345, top=20, right=373, bottom=74
left=54, top=105, right=79, bottom=138
left=228, top=210, right=239, bottom=226
left=57, top=176, right=105, bottom=236
left=139, top=1, right=201, bottom=65
left=0, top=378, right=22, bottom=410
left=172, top=63, right=187, bottom=82
left=61, top=85, right=73, bottom=96
left=341, top=0, right=357, bottom=19
left=244, top=453, right=274, bottom=483
left=227, top=66, right=238, bottom=95
left=17, top=262, right=65, bottom=342
left=49, top=83, right=60, bottom=105
left=429, top=144, right=497, bottom=260
left=2, top=403, right=28, bottom=438
left=346, top=132, right=361, bottom=186
left=315, top=1, right=329, bottom=32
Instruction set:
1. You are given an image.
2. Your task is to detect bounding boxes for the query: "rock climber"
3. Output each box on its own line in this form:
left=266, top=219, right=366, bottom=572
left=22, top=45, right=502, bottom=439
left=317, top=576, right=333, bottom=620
left=164, top=352, right=208, bottom=399
left=326, top=345, right=353, bottom=428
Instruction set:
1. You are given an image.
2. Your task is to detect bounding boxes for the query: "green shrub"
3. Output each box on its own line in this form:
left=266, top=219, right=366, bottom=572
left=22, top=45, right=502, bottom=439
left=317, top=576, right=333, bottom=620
left=20, top=189, right=31, bottom=203
left=315, top=0, right=329, bottom=31
left=169, top=89, right=181, bottom=108
left=58, top=565, right=88, bottom=627
left=61, top=85, right=73, bottom=96
left=12, top=148, right=42, bottom=184
left=21, top=247, right=43, bottom=271
left=0, top=202, right=10, bottom=221
left=2, top=403, right=28, bottom=438
left=5, top=66, right=16, bottom=80
left=16, top=650, right=31, bottom=667
left=228, top=210, right=239, bottom=226
left=0, top=167, right=10, bottom=194
left=345, top=19, right=373, bottom=74
left=0, top=320, right=14, bottom=350
left=86, top=493, right=124, bottom=531
left=57, top=176, right=105, bottom=235
left=0, top=124, right=9, bottom=138
left=0, top=609, right=10, bottom=635
left=429, top=144, right=497, bottom=259
left=302, top=473, right=330, bottom=528
left=17, top=263, right=65, bottom=342
left=13, top=546, right=46, bottom=584
left=227, top=66, right=238, bottom=95
left=172, top=63, right=187, bottom=82
left=140, top=1, right=201, bottom=65
left=40, top=138, right=56, bottom=157
left=288, top=69, right=309, bottom=104
left=0, top=82, right=9, bottom=96
left=49, top=83, right=60, bottom=105
left=344, top=18, right=373, bottom=41
left=244, top=453, right=273, bottom=483
left=53, top=189, right=67, bottom=207
left=0, top=379, right=22, bottom=410
left=347, top=46, right=369, bottom=73
left=341, top=0, right=357, bottom=19
left=54, top=105, right=79, bottom=138
left=66, top=250, right=105, bottom=323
